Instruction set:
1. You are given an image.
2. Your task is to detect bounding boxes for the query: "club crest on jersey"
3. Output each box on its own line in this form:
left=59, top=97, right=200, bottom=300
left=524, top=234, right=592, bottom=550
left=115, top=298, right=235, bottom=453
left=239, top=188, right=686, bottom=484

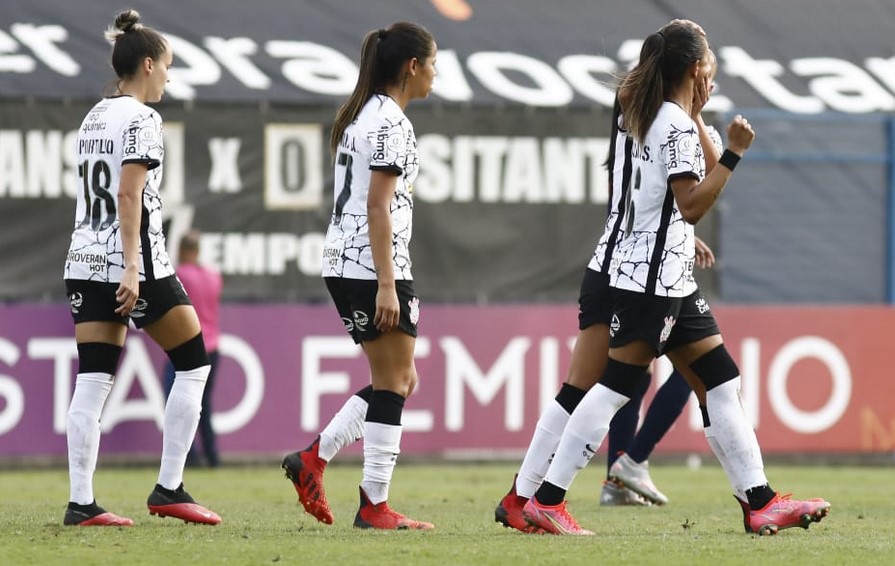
left=695, top=297, right=710, bottom=314
left=129, top=298, right=148, bottom=318
left=353, top=310, right=369, bottom=330
left=659, top=316, right=676, bottom=344
left=69, top=292, right=83, bottom=314
left=408, top=297, right=420, bottom=326
left=610, top=314, right=620, bottom=337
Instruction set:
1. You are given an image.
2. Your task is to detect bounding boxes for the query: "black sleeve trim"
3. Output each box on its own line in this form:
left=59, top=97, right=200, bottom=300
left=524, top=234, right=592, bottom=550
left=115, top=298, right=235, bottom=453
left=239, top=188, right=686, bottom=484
left=122, top=157, right=161, bottom=171
left=668, top=171, right=700, bottom=183
left=370, top=164, right=402, bottom=176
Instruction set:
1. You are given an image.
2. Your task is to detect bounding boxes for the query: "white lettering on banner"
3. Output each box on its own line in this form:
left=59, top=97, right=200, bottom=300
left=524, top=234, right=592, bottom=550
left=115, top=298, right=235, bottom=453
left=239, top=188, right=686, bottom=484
left=443, top=336, right=529, bottom=432
left=467, top=52, right=573, bottom=106
left=301, top=336, right=359, bottom=430
left=1, top=23, right=894, bottom=112
left=791, top=57, right=895, bottom=112
left=201, top=231, right=325, bottom=276
left=264, top=123, right=324, bottom=210
left=0, top=339, right=25, bottom=435
left=101, top=337, right=166, bottom=431
left=0, top=29, right=36, bottom=73
left=539, top=338, right=561, bottom=414
left=27, top=337, right=78, bottom=434
left=721, top=46, right=825, bottom=114
left=208, top=137, right=243, bottom=193
left=430, top=49, right=474, bottom=102
left=416, top=134, right=610, bottom=205
left=10, top=24, right=79, bottom=76
left=204, top=36, right=271, bottom=90
left=164, top=35, right=222, bottom=100
left=402, top=337, right=434, bottom=432
left=767, top=336, right=851, bottom=434
left=212, top=334, right=264, bottom=434
left=266, top=41, right=357, bottom=95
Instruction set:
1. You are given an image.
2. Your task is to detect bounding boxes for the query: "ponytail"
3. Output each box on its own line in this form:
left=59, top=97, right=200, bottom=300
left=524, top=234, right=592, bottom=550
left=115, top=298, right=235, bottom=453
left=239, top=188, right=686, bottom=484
left=330, top=30, right=380, bottom=155
left=620, top=33, right=665, bottom=143
left=621, top=22, right=706, bottom=143
left=329, top=22, right=434, bottom=156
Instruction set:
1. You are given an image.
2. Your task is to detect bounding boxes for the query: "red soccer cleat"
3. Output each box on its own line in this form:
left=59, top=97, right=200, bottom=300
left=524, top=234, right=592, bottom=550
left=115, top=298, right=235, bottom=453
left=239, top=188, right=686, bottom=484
left=353, top=487, right=434, bottom=530
left=735, top=495, right=752, bottom=533
left=282, top=436, right=334, bottom=525
left=522, top=497, right=594, bottom=536
left=495, top=475, right=546, bottom=534
left=147, top=483, right=221, bottom=525
left=64, top=502, right=134, bottom=527
left=748, top=492, right=830, bottom=536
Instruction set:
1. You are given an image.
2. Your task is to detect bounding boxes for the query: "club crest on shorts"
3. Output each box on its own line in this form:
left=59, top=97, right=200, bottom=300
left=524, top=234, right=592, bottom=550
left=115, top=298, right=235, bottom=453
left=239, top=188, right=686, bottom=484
left=408, top=297, right=420, bottom=326
left=659, top=315, right=676, bottom=344
left=69, top=292, right=83, bottom=314
left=610, top=314, right=620, bottom=337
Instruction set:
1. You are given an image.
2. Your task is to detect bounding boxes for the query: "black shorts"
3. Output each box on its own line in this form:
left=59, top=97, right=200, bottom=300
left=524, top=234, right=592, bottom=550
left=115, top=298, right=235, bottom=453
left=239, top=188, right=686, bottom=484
left=324, top=277, right=419, bottom=344
left=608, top=288, right=720, bottom=355
left=65, top=276, right=191, bottom=329
left=577, top=268, right=613, bottom=330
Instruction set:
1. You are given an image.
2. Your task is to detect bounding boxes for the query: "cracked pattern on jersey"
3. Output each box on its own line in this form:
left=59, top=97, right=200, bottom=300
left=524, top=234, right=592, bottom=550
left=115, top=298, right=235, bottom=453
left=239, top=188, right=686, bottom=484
left=323, top=98, right=416, bottom=280
left=65, top=100, right=173, bottom=283
left=611, top=110, right=702, bottom=298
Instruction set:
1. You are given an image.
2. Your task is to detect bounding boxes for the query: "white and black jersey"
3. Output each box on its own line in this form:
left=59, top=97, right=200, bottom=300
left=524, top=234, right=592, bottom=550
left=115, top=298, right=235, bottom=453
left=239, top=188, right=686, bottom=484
left=610, top=102, right=705, bottom=297
left=64, top=96, right=172, bottom=282
left=322, top=94, right=417, bottom=280
left=588, top=108, right=631, bottom=274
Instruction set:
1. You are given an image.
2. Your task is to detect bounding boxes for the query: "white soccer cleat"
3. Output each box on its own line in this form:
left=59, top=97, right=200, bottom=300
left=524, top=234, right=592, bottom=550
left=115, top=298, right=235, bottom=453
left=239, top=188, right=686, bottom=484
left=608, top=453, right=669, bottom=506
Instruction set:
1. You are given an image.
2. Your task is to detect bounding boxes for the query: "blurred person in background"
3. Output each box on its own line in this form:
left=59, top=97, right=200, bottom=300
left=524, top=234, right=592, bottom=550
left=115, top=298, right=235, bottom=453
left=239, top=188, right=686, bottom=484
left=521, top=20, right=830, bottom=536
left=163, top=229, right=223, bottom=468
left=62, top=9, right=220, bottom=527
left=281, top=21, right=437, bottom=531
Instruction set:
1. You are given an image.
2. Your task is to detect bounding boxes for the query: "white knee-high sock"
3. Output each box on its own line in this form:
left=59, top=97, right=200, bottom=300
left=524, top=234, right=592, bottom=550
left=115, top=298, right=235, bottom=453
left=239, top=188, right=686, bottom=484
left=705, top=378, right=767, bottom=493
left=544, top=384, right=629, bottom=490
left=704, top=424, right=748, bottom=501
left=360, top=421, right=402, bottom=505
left=158, top=365, right=209, bottom=489
left=319, top=394, right=368, bottom=462
left=67, top=373, right=113, bottom=504
left=516, top=401, right=570, bottom=499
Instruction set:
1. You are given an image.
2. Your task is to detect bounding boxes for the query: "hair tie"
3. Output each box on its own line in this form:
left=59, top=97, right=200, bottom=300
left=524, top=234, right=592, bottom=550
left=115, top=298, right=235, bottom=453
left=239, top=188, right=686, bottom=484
left=378, top=28, right=387, bottom=40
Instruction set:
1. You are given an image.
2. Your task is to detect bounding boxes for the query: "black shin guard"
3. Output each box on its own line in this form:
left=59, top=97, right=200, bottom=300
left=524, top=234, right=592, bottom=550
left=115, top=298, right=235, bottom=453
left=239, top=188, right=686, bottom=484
left=77, top=342, right=123, bottom=375
left=555, top=383, right=587, bottom=414
left=689, top=345, right=740, bottom=391
left=365, top=389, right=405, bottom=426
left=600, top=358, right=650, bottom=398
left=165, top=333, right=209, bottom=371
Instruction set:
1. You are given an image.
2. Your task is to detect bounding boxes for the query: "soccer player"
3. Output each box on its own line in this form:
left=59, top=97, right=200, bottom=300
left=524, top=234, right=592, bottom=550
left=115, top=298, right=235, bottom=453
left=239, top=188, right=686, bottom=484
left=282, top=22, right=437, bottom=530
left=522, top=20, right=830, bottom=536
left=62, top=10, right=220, bottom=526
left=602, top=52, right=724, bottom=508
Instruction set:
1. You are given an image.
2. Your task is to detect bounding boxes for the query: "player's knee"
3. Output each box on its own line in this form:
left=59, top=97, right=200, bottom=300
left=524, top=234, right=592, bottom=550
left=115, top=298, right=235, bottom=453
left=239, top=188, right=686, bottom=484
left=600, top=358, right=650, bottom=398
left=77, top=342, right=123, bottom=375
left=689, top=345, right=739, bottom=391
left=165, top=332, right=210, bottom=371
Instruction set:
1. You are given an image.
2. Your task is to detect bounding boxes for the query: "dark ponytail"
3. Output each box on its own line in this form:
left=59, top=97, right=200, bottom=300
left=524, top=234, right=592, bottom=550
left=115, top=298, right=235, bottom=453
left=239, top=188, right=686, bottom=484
left=330, top=22, right=434, bottom=155
left=621, top=22, right=706, bottom=143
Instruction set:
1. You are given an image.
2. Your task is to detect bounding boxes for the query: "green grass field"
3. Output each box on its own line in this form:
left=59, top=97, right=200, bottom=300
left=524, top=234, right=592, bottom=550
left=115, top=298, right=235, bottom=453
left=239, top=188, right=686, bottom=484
left=2, top=462, right=893, bottom=565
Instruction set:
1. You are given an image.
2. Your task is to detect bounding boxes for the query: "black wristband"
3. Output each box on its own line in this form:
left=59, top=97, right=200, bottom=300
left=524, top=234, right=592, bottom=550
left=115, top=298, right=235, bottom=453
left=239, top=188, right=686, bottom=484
left=719, top=149, right=741, bottom=171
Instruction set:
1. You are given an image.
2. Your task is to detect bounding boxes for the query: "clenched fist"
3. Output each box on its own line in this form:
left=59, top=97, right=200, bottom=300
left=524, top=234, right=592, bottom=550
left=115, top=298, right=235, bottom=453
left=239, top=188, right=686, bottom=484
left=726, top=115, right=755, bottom=156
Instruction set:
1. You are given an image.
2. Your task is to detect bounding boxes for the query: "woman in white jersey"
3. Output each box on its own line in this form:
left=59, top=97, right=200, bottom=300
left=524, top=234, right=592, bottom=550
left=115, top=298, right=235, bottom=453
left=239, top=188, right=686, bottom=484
left=523, top=20, right=830, bottom=536
left=282, top=22, right=436, bottom=530
left=62, top=10, right=219, bottom=527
